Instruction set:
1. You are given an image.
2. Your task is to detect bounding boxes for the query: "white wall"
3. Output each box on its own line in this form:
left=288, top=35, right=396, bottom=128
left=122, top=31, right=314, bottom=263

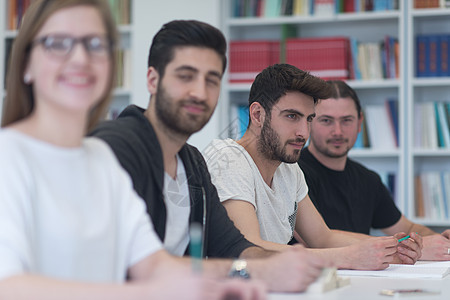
left=132, top=0, right=221, bottom=151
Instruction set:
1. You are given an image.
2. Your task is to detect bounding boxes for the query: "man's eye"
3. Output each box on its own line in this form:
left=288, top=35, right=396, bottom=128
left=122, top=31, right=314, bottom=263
left=206, top=78, right=220, bottom=86
left=178, top=74, right=193, bottom=81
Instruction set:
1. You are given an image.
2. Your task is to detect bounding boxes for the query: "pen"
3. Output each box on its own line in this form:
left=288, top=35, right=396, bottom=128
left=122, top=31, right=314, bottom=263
left=398, top=232, right=418, bottom=242
left=398, top=235, right=410, bottom=242
left=190, top=222, right=202, bottom=273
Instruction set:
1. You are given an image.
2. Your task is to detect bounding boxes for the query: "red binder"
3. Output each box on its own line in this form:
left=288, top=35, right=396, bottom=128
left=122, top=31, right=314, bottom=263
left=229, top=40, right=280, bottom=83
left=285, top=37, right=350, bottom=80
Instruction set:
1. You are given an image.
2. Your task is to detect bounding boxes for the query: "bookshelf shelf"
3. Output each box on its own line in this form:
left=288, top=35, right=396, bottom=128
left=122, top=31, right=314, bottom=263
left=411, top=8, right=450, bottom=17
left=410, top=219, right=450, bottom=227
left=412, top=78, right=450, bottom=86
left=413, top=149, right=450, bottom=157
left=227, top=79, right=401, bottom=92
left=349, top=149, right=401, bottom=158
left=113, top=87, right=132, bottom=97
left=4, top=30, right=17, bottom=38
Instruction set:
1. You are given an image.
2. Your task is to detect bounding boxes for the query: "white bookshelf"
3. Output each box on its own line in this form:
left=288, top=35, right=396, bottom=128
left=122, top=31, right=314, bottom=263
left=220, top=0, right=428, bottom=223
left=406, top=1, right=450, bottom=226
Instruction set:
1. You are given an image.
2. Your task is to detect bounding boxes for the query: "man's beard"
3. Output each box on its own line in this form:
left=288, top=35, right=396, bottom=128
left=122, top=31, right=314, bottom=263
left=258, top=118, right=305, bottom=164
left=155, top=83, right=213, bottom=136
left=311, top=135, right=351, bottom=158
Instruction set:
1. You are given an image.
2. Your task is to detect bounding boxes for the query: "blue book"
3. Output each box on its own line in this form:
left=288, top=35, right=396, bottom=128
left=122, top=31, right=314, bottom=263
left=434, top=102, right=445, bottom=148
left=238, top=106, right=249, bottom=138
left=438, top=35, right=450, bottom=76
left=428, top=35, right=440, bottom=77
left=353, top=131, right=363, bottom=149
left=264, top=0, right=281, bottom=17
left=374, top=0, right=387, bottom=11
left=416, top=35, right=429, bottom=77
left=350, top=37, right=362, bottom=80
left=386, top=99, right=399, bottom=147
left=436, top=102, right=450, bottom=148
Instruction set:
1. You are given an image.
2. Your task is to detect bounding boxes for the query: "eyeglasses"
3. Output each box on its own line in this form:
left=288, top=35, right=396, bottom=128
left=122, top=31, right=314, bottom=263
left=31, top=34, right=113, bottom=60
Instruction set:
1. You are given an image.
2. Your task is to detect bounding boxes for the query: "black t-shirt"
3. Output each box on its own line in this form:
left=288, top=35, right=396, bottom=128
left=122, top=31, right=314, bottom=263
left=298, top=147, right=401, bottom=234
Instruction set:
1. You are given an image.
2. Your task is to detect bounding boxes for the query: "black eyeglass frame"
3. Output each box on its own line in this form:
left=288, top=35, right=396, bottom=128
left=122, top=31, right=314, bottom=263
left=30, top=34, right=114, bottom=59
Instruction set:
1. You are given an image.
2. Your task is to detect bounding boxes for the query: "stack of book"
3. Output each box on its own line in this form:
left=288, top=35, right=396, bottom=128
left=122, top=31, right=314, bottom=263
left=350, top=36, right=399, bottom=80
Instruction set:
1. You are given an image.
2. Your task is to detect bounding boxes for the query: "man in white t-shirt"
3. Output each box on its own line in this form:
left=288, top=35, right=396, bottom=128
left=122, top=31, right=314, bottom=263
left=204, top=64, right=423, bottom=270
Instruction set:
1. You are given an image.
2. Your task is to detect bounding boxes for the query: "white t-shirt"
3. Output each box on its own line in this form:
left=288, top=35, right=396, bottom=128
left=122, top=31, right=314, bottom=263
left=163, top=155, right=191, bottom=256
left=0, top=129, right=162, bottom=282
left=204, top=138, right=308, bottom=244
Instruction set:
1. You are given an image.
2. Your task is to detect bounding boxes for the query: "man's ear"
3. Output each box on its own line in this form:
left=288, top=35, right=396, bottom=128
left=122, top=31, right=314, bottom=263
left=249, top=102, right=266, bottom=128
left=147, top=66, right=159, bottom=94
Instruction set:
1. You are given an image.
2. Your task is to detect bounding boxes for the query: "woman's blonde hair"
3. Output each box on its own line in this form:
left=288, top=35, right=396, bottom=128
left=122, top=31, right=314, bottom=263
left=1, top=0, right=118, bottom=132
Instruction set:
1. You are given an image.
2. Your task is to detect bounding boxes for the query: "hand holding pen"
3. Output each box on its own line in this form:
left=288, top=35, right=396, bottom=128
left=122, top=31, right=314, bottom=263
left=394, top=232, right=423, bottom=264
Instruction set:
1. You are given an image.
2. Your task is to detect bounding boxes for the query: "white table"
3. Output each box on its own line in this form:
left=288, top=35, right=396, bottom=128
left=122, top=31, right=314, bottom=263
left=269, top=274, right=450, bottom=300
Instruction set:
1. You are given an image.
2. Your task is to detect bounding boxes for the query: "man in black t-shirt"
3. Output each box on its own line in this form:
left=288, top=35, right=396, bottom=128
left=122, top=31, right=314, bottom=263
left=298, top=80, right=450, bottom=261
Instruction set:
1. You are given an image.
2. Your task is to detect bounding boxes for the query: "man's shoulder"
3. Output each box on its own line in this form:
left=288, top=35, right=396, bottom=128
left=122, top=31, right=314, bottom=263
left=203, top=138, right=247, bottom=162
left=346, top=158, right=381, bottom=180
left=298, top=148, right=320, bottom=177
left=90, top=105, right=156, bottom=149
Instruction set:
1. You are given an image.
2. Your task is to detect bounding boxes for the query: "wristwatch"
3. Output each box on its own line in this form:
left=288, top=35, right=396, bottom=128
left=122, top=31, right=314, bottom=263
left=228, top=259, right=251, bottom=279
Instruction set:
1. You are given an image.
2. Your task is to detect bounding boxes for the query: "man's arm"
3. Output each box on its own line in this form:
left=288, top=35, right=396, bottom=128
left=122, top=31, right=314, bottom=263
left=382, top=215, right=450, bottom=261
left=0, top=250, right=265, bottom=300
left=296, top=196, right=422, bottom=269
left=221, top=199, right=292, bottom=252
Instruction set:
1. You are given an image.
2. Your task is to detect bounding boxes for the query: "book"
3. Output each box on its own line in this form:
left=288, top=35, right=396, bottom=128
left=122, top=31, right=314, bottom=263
left=229, top=40, right=280, bottom=83
left=416, top=35, right=428, bottom=77
left=435, top=102, right=450, bottom=148
left=349, top=37, right=362, bottom=80
left=415, top=175, right=425, bottom=218
left=438, top=35, right=449, bottom=76
left=385, top=99, right=399, bottom=147
left=429, top=35, right=440, bottom=77
left=415, top=102, right=439, bottom=149
left=313, top=0, right=335, bottom=16
left=364, top=104, right=396, bottom=150
left=264, top=0, right=282, bottom=17
left=286, top=36, right=350, bottom=80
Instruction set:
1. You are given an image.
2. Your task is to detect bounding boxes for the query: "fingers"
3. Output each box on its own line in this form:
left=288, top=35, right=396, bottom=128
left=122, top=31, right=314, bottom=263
left=410, top=232, right=423, bottom=249
left=441, top=229, right=450, bottom=239
left=398, top=233, right=422, bottom=262
left=221, top=279, right=267, bottom=300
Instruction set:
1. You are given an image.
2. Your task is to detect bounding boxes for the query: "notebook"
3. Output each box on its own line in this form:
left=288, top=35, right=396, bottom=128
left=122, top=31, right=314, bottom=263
left=337, top=262, right=450, bottom=279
